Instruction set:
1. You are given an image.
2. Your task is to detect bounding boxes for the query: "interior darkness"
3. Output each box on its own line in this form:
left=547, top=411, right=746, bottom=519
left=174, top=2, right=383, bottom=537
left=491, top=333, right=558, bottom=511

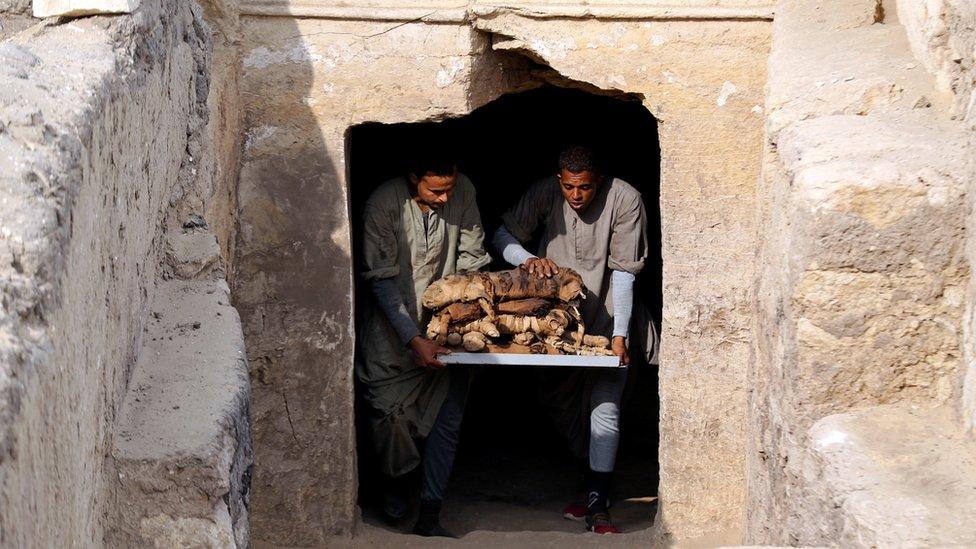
left=349, top=86, right=661, bottom=533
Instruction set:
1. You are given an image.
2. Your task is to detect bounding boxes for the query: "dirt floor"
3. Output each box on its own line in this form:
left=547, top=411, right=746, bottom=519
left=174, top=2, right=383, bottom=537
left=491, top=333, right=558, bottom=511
left=338, top=418, right=658, bottom=546
left=357, top=450, right=657, bottom=541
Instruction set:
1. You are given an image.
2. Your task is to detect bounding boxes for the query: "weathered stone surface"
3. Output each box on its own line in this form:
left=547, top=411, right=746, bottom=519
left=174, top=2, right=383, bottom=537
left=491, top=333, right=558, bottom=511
left=166, top=230, right=224, bottom=280
left=748, top=0, right=975, bottom=544
left=906, top=0, right=976, bottom=439
left=235, top=20, right=492, bottom=545
left=109, top=272, right=251, bottom=548
left=0, top=0, right=31, bottom=15
left=0, top=1, right=210, bottom=545
left=804, top=405, right=976, bottom=547
left=896, top=0, right=976, bottom=118
left=765, top=0, right=948, bottom=137
left=33, top=0, right=139, bottom=17
left=139, top=502, right=237, bottom=549
left=236, top=8, right=769, bottom=545
left=0, top=0, right=251, bottom=546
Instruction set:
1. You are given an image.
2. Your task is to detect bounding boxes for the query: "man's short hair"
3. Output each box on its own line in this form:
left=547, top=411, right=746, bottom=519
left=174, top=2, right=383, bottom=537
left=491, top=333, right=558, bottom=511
left=558, top=145, right=598, bottom=174
left=408, top=127, right=458, bottom=178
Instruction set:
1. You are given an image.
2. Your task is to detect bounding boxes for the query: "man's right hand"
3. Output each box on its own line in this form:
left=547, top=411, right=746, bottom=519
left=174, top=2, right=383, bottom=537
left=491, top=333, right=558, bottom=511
left=408, top=336, right=450, bottom=369
left=521, top=257, right=561, bottom=279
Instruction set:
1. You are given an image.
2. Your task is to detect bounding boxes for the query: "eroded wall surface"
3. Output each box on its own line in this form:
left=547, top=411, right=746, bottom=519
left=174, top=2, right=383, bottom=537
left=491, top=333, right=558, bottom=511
left=897, top=0, right=976, bottom=436
left=0, top=0, right=216, bottom=544
left=235, top=3, right=770, bottom=544
left=748, top=0, right=976, bottom=545
left=235, top=19, right=513, bottom=544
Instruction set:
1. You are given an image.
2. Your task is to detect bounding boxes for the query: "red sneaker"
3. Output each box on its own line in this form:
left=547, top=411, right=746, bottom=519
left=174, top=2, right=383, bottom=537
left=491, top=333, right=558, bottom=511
left=562, top=500, right=587, bottom=521
left=585, top=512, right=621, bottom=534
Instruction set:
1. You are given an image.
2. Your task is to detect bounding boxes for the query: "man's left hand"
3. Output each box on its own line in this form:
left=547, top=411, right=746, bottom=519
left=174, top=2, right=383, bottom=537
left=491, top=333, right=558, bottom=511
left=612, top=336, right=629, bottom=366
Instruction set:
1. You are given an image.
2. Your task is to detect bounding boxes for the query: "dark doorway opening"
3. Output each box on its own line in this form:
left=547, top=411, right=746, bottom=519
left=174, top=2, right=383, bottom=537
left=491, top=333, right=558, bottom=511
left=349, top=86, right=661, bottom=535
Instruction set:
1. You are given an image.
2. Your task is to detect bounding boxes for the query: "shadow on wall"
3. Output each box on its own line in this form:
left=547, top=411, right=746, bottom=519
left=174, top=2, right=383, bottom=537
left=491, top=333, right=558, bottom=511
left=232, top=15, right=358, bottom=544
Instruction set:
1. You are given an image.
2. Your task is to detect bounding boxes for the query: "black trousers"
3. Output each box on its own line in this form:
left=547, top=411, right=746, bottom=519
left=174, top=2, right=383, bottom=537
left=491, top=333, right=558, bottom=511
left=419, top=368, right=471, bottom=502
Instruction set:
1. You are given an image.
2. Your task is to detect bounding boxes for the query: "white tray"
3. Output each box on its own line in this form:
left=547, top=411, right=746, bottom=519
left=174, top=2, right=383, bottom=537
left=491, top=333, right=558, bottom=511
left=439, top=352, right=623, bottom=368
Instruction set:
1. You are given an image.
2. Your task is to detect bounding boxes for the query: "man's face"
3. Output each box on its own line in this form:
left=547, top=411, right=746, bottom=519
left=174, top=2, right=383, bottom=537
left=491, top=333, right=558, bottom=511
left=558, top=169, right=600, bottom=212
left=411, top=170, right=458, bottom=210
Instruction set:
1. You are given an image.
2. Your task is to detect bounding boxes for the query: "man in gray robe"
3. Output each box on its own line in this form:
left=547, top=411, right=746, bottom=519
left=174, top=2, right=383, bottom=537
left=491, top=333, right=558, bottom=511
left=358, top=146, right=491, bottom=537
left=493, top=145, right=648, bottom=534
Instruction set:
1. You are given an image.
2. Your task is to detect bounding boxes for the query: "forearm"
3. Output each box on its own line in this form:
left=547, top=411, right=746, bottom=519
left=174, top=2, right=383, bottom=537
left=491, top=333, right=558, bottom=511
left=492, top=225, right=536, bottom=267
left=371, top=277, right=421, bottom=346
left=611, top=270, right=635, bottom=338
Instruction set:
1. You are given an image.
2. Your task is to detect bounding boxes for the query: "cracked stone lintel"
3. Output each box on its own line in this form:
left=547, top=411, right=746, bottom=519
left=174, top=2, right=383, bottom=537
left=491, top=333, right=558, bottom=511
left=237, top=2, right=775, bottom=22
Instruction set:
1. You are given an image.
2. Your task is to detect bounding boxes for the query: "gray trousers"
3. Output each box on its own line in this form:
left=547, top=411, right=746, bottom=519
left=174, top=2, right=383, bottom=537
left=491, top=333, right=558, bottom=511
left=420, top=368, right=471, bottom=502
left=540, top=366, right=629, bottom=473
left=589, top=367, right=628, bottom=472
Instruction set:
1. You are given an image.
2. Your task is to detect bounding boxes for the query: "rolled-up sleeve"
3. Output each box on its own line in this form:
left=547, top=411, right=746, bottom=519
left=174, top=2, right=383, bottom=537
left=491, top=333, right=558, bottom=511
left=607, top=193, right=648, bottom=275
left=456, top=188, right=492, bottom=272
left=501, top=178, right=554, bottom=244
left=361, top=198, right=401, bottom=281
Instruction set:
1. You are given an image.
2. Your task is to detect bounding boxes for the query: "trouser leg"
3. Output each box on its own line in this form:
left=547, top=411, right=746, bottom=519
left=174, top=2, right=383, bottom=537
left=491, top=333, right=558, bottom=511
left=586, top=367, right=628, bottom=515
left=588, top=367, right=628, bottom=473
left=366, top=404, right=422, bottom=479
left=419, top=368, right=471, bottom=502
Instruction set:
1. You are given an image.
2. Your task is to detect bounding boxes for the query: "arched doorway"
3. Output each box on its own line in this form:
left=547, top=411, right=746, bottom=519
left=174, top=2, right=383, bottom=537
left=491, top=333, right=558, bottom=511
left=348, top=85, right=661, bottom=535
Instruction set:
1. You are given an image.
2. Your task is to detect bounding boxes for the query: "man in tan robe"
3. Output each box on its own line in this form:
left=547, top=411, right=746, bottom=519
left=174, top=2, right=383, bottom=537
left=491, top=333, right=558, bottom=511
left=358, top=146, right=491, bottom=537
left=493, top=145, right=648, bottom=534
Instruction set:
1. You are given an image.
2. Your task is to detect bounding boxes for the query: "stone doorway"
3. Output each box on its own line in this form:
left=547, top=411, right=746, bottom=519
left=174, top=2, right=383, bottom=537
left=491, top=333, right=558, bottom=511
left=347, top=85, right=662, bottom=535
left=235, top=11, right=768, bottom=544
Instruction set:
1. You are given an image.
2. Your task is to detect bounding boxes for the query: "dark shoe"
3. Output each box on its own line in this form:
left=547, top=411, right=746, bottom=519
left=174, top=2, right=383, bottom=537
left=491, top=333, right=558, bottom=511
left=412, top=499, right=457, bottom=538
left=381, top=484, right=408, bottom=522
left=412, top=522, right=457, bottom=538
left=585, top=511, right=621, bottom=534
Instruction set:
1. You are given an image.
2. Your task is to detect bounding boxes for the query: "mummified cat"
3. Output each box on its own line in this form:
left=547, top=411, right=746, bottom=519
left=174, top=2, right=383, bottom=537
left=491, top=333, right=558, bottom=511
left=486, top=268, right=584, bottom=303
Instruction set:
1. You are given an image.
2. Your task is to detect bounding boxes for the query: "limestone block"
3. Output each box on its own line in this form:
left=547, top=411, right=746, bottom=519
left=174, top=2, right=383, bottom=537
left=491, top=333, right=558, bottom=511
left=166, top=230, right=223, bottom=280
left=766, top=27, right=941, bottom=136
left=110, top=277, right=252, bottom=547
left=775, top=113, right=967, bottom=419
left=751, top=18, right=970, bottom=533
left=896, top=0, right=949, bottom=86
left=805, top=405, right=976, bottom=547
left=0, top=44, right=39, bottom=79
left=139, top=501, right=236, bottom=548
left=0, top=0, right=32, bottom=15
left=32, top=0, right=138, bottom=17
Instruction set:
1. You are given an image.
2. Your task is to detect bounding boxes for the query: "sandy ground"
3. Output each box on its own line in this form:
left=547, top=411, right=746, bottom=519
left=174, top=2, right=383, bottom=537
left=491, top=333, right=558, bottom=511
left=340, top=445, right=660, bottom=548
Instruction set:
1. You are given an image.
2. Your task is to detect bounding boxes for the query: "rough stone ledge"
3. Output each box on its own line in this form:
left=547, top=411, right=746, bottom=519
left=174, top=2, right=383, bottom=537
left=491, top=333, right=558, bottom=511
left=805, top=404, right=976, bottom=547
left=766, top=0, right=951, bottom=138
left=110, top=238, right=252, bottom=547
left=778, top=112, right=968, bottom=273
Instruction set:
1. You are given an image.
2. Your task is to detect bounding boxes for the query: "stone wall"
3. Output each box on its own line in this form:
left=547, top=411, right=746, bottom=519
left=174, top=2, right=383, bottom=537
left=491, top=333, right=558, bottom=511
left=234, top=3, right=771, bottom=544
left=0, top=0, right=247, bottom=545
left=235, top=19, right=499, bottom=544
left=896, top=0, right=976, bottom=116
left=897, top=0, right=976, bottom=436
left=748, top=0, right=976, bottom=545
